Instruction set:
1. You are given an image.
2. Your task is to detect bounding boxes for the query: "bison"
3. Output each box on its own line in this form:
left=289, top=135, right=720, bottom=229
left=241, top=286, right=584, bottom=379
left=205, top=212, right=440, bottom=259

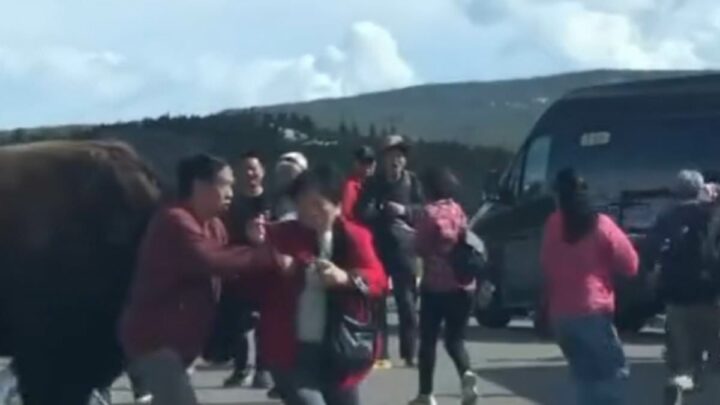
left=0, top=140, right=162, bottom=405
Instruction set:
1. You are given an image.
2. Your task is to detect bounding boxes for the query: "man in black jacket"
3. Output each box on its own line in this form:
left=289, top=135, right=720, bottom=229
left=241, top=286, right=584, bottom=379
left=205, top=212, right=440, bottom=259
left=355, top=135, right=424, bottom=366
left=647, top=170, right=720, bottom=402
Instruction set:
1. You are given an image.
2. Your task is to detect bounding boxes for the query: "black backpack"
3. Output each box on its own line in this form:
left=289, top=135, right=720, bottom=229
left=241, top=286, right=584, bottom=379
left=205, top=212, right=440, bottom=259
left=449, top=229, right=488, bottom=282
left=658, top=203, right=719, bottom=303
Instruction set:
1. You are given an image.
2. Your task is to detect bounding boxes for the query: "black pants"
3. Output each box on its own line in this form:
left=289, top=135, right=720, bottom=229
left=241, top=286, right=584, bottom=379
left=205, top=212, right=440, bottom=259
left=233, top=330, right=265, bottom=373
left=418, top=290, right=473, bottom=395
left=373, top=298, right=390, bottom=359
left=271, top=344, right=360, bottom=405
left=391, top=272, right=419, bottom=361
left=205, top=296, right=264, bottom=372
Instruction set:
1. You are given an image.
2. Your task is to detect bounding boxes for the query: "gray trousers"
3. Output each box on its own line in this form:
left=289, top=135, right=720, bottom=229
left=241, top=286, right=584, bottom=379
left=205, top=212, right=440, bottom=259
left=271, top=344, right=360, bottom=405
left=128, top=348, right=198, bottom=405
left=666, top=304, right=720, bottom=376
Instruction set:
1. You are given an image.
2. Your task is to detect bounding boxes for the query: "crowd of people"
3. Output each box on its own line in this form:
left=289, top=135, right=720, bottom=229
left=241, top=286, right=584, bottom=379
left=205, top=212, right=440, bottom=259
left=1, top=133, right=720, bottom=405
left=114, top=134, right=484, bottom=405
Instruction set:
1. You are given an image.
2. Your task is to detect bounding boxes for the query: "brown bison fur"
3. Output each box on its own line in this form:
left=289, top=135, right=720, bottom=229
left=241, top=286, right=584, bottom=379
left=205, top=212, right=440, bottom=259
left=0, top=140, right=161, bottom=405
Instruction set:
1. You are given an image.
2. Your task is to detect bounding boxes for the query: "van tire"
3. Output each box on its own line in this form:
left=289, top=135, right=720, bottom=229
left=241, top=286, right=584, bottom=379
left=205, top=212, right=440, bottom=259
left=475, top=308, right=512, bottom=329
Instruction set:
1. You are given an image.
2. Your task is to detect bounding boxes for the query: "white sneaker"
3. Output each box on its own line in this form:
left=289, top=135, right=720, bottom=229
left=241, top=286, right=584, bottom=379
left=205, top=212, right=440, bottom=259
left=461, top=372, right=480, bottom=405
left=135, top=394, right=153, bottom=404
left=669, top=375, right=695, bottom=391
left=408, top=394, right=438, bottom=405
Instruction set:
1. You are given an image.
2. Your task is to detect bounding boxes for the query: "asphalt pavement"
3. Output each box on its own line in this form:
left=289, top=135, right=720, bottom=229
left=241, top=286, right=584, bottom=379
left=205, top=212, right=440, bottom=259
left=2, top=318, right=717, bottom=404
left=99, top=319, right=716, bottom=405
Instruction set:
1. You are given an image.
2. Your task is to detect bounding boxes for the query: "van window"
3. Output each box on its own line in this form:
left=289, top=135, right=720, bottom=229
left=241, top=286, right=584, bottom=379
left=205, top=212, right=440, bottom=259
left=521, top=136, right=552, bottom=199
left=548, top=115, right=720, bottom=228
left=501, top=154, right=523, bottom=198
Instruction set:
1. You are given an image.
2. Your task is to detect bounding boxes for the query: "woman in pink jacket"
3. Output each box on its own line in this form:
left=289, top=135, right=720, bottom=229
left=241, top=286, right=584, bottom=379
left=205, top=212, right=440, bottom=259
left=541, top=169, right=639, bottom=405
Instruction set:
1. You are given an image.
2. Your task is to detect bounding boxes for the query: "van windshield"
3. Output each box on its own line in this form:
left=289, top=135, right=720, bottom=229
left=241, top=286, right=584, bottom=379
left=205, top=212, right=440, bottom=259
left=549, top=115, right=720, bottom=229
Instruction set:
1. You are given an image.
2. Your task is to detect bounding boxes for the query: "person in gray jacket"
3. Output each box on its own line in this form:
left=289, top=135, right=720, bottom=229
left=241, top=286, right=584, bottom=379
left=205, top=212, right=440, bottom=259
left=355, top=135, right=424, bottom=366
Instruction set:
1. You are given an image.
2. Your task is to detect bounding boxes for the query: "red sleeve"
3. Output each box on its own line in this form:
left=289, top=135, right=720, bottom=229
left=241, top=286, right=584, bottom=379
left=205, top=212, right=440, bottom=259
left=341, top=179, right=360, bottom=221
left=346, top=222, right=387, bottom=297
left=600, top=215, right=639, bottom=277
left=163, top=209, right=278, bottom=278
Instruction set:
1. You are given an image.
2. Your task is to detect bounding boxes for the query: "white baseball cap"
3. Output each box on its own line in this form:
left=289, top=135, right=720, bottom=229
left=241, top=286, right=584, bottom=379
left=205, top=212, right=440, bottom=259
left=278, top=151, right=308, bottom=172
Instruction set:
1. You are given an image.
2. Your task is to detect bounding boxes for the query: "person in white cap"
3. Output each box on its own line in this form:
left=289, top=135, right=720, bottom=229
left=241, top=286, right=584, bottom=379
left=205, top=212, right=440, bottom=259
left=272, top=152, right=309, bottom=222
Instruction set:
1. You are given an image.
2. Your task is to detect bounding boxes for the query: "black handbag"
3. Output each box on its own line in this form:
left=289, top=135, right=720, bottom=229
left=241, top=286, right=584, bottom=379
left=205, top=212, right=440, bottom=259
left=323, top=222, right=378, bottom=376
left=449, top=229, right=488, bottom=281
left=324, top=278, right=377, bottom=376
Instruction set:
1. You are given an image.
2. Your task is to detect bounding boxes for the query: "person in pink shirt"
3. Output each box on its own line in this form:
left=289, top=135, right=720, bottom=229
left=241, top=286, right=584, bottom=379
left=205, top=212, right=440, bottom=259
left=540, top=169, right=639, bottom=405
left=409, top=167, right=479, bottom=405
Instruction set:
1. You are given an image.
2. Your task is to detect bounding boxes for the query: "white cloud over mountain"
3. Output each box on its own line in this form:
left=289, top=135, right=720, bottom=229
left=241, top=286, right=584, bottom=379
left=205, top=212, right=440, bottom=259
left=2, top=0, right=720, bottom=128
left=0, top=18, right=416, bottom=128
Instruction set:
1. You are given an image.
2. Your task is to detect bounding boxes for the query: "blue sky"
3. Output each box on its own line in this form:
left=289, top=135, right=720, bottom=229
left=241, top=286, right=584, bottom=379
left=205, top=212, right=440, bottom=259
left=1, top=0, right=718, bottom=128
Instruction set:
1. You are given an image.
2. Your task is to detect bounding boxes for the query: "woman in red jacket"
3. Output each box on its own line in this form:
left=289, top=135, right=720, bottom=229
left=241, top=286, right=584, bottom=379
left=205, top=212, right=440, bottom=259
left=239, top=164, right=387, bottom=405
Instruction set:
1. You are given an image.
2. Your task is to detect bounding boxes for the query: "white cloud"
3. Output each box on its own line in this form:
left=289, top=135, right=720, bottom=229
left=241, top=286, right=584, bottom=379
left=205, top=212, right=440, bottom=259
left=0, top=20, right=415, bottom=128
left=458, top=0, right=720, bottom=70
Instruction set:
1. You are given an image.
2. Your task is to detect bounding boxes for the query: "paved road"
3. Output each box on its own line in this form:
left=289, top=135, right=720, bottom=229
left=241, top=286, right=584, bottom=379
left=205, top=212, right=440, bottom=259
left=1, top=319, right=714, bottom=404
left=101, top=320, right=716, bottom=405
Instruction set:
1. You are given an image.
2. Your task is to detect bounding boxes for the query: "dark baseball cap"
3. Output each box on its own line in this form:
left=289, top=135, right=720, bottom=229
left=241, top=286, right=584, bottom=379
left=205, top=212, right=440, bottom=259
left=354, top=146, right=376, bottom=163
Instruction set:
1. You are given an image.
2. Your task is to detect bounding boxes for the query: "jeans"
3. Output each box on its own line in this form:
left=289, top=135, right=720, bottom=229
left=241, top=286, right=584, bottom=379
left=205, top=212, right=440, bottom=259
left=128, top=348, right=198, bottom=405
left=271, top=344, right=361, bottom=405
left=418, top=290, right=473, bottom=395
left=553, top=314, right=629, bottom=405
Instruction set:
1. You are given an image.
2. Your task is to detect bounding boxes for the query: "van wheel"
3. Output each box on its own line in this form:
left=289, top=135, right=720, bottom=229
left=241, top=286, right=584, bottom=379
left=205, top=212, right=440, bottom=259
left=475, top=308, right=512, bottom=329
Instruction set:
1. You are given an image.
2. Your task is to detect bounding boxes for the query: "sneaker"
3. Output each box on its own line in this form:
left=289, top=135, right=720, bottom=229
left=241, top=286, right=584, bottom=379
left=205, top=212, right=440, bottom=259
left=373, top=359, right=393, bottom=370
left=669, top=375, right=695, bottom=392
left=251, top=370, right=273, bottom=389
left=408, top=394, right=437, bottom=405
left=134, top=393, right=153, bottom=404
left=223, top=370, right=251, bottom=388
left=461, top=372, right=479, bottom=405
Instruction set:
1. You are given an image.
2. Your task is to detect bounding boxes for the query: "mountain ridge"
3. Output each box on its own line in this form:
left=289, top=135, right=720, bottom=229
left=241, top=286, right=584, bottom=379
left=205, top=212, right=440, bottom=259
left=244, top=69, right=710, bottom=149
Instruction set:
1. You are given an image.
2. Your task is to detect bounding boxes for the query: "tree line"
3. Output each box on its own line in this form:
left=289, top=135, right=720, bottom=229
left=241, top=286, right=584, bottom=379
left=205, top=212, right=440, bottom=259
left=1, top=110, right=513, bottom=209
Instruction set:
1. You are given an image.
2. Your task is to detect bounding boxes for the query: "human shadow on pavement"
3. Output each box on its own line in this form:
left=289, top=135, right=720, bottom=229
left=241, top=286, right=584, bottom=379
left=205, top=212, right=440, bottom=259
left=465, top=359, right=713, bottom=405
left=464, top=324, right=664, bottom=345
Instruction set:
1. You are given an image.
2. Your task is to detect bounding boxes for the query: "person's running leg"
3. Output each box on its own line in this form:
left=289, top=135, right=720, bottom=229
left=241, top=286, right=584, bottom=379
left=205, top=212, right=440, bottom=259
left=393, top=272, right=418, bottom=365
left=417, top=291, right=443, bottom=396
left=374, top=296, right=391, bottom=363
left=441, top=290, right=477, bottom=404
left=128, top=348, right=198, bottom=405
left=666, top=305, right=696, bottom=390
left=223, top=333, right=250, bottom=387
left=441, top=291, right=473, bottom=376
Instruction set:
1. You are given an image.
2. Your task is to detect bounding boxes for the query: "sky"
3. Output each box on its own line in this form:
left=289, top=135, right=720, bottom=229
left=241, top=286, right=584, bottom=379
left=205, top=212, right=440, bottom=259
left=1, top=0, right=720, bottom=129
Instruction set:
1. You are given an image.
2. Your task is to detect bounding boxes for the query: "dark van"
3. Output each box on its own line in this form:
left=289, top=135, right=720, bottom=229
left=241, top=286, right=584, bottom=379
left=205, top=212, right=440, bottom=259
left=471, top=74, right=720, bottom=332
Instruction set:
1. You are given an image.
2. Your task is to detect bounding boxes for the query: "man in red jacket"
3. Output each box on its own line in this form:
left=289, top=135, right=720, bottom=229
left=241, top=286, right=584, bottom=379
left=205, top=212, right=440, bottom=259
left=119, top=154, right=293, bottom=405
left=341, top=146, right=376, bottom=222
